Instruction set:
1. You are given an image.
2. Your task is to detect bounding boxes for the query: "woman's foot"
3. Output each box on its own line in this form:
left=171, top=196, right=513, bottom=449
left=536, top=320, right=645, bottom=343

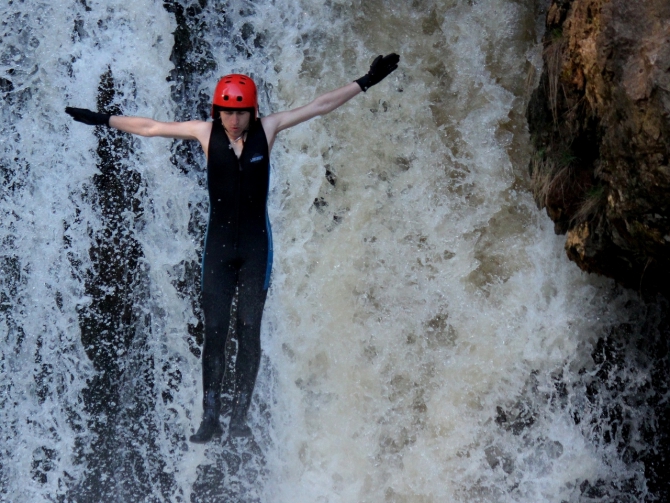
left=190, top=390, right=223, bottom=443
left=228, top=420, right=252, bottom=438
left=189, top=414, right=223, bottom=443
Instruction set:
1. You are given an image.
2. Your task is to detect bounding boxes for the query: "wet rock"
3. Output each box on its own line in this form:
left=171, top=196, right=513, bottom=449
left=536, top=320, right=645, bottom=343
left=527, top=0, right=670, bottom=294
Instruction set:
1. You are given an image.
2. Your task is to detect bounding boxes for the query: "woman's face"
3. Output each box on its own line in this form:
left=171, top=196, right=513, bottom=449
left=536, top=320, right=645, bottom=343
left=220, top=110, right=251, bottom=136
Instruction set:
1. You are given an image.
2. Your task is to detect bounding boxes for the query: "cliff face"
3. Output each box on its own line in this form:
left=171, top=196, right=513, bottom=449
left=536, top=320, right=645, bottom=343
left=527, top=0, right=670, bottom=293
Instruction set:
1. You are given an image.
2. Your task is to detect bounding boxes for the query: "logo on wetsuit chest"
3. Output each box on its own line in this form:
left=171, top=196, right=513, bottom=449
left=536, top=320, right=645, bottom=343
left=250, top=154, right=264, bottom=163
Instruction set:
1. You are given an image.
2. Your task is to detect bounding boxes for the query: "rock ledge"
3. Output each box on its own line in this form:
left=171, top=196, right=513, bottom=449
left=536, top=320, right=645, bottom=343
left=527, top=0, right=670, bottom=293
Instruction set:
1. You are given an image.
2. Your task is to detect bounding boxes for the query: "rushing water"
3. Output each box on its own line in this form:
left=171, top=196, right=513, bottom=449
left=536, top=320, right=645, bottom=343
left=2, top=0, right=669, bottom=501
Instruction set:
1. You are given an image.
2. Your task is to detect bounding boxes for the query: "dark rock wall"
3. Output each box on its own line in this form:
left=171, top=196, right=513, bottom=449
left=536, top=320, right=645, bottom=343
left=527, top=0, right=670, bottom=293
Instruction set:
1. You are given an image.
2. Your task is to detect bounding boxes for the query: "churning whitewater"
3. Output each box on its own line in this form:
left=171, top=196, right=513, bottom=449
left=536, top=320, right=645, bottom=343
left=1, top=0, right=664, bottom=502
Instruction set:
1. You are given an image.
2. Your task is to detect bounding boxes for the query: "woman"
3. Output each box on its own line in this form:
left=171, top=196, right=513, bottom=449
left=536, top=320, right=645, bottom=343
left=66, top=53, right=399, bottom=443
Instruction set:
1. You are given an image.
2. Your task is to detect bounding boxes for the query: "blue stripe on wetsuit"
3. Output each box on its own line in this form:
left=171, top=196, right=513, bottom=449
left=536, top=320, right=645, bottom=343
left=263, top=162, right=273, bottom=290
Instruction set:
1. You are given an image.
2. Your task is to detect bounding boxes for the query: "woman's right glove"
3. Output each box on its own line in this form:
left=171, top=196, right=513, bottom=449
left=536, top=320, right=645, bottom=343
left=355, top=53, right=400, bottom=92
left=65, top=107, right=111, bottom=126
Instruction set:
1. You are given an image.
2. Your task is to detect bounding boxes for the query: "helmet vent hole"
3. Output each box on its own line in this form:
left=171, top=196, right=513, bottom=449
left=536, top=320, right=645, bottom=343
left=236, top=96, right=243, bottom=101
left=223, top=95, right=229, bottom=101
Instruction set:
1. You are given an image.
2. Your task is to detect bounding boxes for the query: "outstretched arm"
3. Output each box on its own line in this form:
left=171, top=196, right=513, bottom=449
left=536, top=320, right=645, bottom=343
left=108, top=116, right=209, bottom=142
left=261, top=53, right=399, bottom=150
left=261, top=82, right=361, bottom=141
left=65, top=107, right=212, bottom=151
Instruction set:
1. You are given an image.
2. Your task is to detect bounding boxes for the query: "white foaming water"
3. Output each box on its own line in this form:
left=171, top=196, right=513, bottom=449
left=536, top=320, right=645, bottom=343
left=0, top=0, right=651, bottom=502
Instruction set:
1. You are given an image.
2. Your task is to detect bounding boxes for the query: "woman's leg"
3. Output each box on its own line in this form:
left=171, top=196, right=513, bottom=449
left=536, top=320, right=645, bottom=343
left=229, top=245, right=269, bottom=436
left=191, top=246, right=239, bottom=443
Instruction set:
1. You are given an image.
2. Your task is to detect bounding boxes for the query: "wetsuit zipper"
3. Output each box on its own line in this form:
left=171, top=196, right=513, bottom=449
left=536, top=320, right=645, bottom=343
left=235, top=156, right=241, bottom=251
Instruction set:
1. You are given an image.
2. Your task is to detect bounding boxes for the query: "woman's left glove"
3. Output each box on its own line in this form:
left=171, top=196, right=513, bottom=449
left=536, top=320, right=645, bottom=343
left=65, top=107, right=111, bottom=126
left=355, top=53, right=400, bottom=92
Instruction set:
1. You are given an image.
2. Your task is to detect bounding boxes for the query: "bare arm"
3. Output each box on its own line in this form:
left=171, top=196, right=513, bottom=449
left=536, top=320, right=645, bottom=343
left=106, top=116, right=212, bottom=157
left=261, top=82, right=362, bottom=151
left=109, top=116, right=210, bottom=142
left=260, top=52, right=400, bottom=151
left=66, top=107, right=214, bottom=157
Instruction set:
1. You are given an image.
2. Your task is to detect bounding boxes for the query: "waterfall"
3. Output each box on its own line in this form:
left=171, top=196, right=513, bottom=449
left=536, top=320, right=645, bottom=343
left=1, top=1, right=667, bottom=501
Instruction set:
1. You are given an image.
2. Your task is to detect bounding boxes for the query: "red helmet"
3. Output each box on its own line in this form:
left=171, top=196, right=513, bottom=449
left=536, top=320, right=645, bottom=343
left=211, top=74, right=258, bottom=119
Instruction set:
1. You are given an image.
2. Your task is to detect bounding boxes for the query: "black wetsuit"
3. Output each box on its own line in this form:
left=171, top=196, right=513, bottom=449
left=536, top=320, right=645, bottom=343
left=201, top=117, right=272, bottom=420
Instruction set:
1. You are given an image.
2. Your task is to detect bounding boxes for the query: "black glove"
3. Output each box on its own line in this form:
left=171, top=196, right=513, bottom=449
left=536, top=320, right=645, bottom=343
left=65, top=107, right=111, bottom=126
left=355, top=53, right=400, bottom=92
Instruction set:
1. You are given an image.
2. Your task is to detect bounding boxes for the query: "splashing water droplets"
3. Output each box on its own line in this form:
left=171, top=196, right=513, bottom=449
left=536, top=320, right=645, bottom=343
left=1, top=0, right=666, bottom=502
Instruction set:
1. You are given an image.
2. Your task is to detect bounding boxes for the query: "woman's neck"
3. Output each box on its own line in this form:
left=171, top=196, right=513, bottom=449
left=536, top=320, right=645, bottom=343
left=226, top=130, right=247, bottom=159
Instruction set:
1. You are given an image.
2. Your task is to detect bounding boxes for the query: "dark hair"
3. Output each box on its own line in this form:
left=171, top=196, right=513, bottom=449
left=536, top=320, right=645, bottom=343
left=212, top=105, right=256, bottom=121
